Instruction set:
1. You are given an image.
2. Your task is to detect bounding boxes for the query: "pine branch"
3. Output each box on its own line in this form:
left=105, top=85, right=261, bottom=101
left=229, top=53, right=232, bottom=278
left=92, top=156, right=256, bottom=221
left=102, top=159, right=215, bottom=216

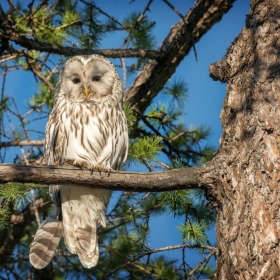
left=187, top=250, right=216, bottom=279
left=11, top=97, right=30, bottom=141
left=168, top=131, right=189, bottom=143
left=80, top=0, right=125, bottom=28
left=0, top=197, right=47, bottom=256
left=121, top=0, right=154, bottom=49
left=0, top=164, right=211, bottom=192
left=25, top=57, right=55, bottom=92
left=102, top=243, right=217, bottom=279
left=0, top=54, right=21, bottom=64
left=127, top=192, right=151, bottom=212
left=162, top=0, right=185, bottom=20
left=55, top=19, right=82, bottom=30
left=0, top=140, right=44, bottom=148
left=0, top=31, right=159, bottom=58
left=139, top=116, right=202, bottom=159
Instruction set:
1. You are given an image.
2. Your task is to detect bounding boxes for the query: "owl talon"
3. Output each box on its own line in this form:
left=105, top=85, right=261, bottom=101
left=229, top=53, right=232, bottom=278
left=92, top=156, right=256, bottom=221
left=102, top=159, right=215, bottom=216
left=90, top=167, right=94, bottom=175
left=92, top=164, right=112, bottom=175
left=72, top=160, right=91, bottom=171
left=69, top=160, right=111, bottom=175
left=105, top=168, right=111, bottom=177
left=103, top=166, right=112, bottom=176
left=93, top=164, right=102, bottom=175
left=72, top=160, right=82, bottom=169
left=94, top=164, right=100, bottom=171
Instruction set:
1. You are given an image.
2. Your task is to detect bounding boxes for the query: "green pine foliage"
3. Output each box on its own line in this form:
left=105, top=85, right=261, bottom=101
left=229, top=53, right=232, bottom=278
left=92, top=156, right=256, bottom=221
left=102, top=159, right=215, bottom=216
left=37, top=186, right=51, bottom=202
left=123, top=102, right=137, bottom=134
left=123, top=208, right=146, bottom=223
left=196, top=265, right=216, bottom=278
left=123, top=11, right=156, bottom=50
left=149, top=256, right=183, bottom=280
left=79, top=6, right=104, bottom=49
left=14, top=7, right=65, bottom=45
left=128, top=135, right=164, bottom=166
left=177, top=220, right=208, bottom=245
left=138, top=76, right=217, bottom=166
left=158, top=190, right=194, bottom=217
left=62, top=10, right=80, bottom=26
left=0, top=183, right=40, bottom=230
left=0, top=183, right=35, bottom=201
left=11, top=131, right=24, bottom=141
left=123, top=11, right=156, bottom=67
left=163, top=78, right=189, bottom=107
left=0, top=206, right=10, bottom=230
left=0, top=96, right=10, bottom=117
left=29, top=74, right=57, bottom=110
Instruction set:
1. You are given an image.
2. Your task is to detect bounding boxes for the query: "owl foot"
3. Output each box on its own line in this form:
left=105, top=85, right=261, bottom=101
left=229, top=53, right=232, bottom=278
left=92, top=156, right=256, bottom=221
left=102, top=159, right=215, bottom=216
left=72, top=159, right=92, bottom=171
left=72, top=160, right=111, bottom=175
left=94, top=164, right=112, bottom=176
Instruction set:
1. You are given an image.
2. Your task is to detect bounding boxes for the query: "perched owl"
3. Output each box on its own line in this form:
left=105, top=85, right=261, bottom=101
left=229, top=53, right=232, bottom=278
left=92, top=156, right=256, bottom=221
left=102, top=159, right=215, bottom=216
left=29, top=55, right=128, bottom=269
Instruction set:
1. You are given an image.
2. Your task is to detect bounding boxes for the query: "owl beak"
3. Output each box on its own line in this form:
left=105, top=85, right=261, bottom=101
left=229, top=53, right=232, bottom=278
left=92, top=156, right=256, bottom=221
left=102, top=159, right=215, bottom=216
left=84, top=88, right=89, bottom=97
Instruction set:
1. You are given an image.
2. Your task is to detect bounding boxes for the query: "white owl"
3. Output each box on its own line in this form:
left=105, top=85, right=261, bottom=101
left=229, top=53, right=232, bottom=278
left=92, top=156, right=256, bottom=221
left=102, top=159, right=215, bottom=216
left=29, top=55, right=128, bottom=269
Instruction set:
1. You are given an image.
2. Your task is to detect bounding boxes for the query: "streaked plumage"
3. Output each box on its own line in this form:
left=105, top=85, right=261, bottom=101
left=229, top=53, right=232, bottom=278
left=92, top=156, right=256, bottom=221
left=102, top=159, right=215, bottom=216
left=30, top=55, right=128, bottom=269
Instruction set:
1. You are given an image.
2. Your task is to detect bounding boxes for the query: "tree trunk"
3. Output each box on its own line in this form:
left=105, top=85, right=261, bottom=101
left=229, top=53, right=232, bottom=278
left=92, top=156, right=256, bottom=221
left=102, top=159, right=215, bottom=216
left=208, top=0, right=280, bottom=278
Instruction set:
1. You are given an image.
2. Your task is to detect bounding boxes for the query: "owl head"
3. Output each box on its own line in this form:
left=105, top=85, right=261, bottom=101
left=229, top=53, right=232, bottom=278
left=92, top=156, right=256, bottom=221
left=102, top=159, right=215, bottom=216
left=57, top=55, right=123, bottom=104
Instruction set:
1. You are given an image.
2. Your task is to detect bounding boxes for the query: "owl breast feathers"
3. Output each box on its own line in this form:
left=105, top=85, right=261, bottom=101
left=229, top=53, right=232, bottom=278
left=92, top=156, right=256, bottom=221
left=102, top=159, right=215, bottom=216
left=30, top=55, right=128, bottom=269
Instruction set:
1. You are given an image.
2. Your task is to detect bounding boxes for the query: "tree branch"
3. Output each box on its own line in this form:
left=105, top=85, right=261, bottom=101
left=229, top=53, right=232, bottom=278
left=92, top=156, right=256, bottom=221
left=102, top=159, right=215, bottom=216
left=0, top=164, right=209, bottom=192
left=80, top=0, right=125, bottom=29
left=102, top=243, right=217, bottom=279
left=0, top=32, right=159, bottom=59
left=125, top=0, right=236, bottom=119
left=0, top=140, right=44, bottom=148
left=187, top=250, right=216, bottom=278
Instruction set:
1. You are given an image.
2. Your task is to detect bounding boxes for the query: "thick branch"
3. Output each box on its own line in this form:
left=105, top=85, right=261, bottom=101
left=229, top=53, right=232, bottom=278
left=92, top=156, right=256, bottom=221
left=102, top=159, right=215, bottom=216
left=0, top=164, right=208, bottom=192
left=125, top=0, right=236, bottom=118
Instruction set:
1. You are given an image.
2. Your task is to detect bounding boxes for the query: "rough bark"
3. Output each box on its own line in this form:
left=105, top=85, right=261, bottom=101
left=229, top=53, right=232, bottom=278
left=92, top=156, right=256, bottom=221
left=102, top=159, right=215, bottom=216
left=208, top=0, right=280, bottom=278
left=0, top=164, right=206, bottom=192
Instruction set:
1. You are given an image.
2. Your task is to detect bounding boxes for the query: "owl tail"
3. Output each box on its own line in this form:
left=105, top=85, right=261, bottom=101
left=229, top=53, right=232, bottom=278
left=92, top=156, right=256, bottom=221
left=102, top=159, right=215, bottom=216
left=60, top=186, right=111, bottom=268
left=63, top=209, right=100, bottom=269
left=76, top=223, right=100, bottom=268
left=29, top=214, right=63, bottom=269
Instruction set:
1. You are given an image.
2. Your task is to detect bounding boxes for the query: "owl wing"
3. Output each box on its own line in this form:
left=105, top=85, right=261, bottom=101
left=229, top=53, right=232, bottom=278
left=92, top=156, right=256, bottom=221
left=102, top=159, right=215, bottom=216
left=44, top=108, right=67, bottom=165
left=112, top=110, right=129, bottom=170
left=120, top=110, right=129, bottom=163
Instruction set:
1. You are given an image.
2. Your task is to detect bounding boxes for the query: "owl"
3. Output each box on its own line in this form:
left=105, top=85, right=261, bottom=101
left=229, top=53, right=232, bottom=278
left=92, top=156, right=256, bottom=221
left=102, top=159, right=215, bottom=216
left=29, top=55, right=128, bottom=269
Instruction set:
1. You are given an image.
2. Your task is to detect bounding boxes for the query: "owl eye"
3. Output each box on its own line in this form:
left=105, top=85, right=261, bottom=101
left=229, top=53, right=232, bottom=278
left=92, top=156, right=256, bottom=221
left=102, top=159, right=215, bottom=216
left=72, top=78, right=81, bottom=84
left=92, top=76, right=101, bottom=82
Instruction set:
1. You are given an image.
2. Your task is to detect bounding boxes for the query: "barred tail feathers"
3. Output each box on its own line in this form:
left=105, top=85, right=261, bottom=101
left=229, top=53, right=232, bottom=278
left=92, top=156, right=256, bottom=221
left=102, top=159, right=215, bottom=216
left=29, top=215, right=63, bottom=269
left=60, top=186, right=111, bottom=268
left=75, top=219, right=99, bottom=268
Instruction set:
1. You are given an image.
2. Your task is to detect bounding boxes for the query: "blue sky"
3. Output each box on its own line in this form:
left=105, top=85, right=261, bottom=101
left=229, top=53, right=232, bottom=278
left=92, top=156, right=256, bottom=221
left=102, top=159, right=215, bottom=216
left=1, top=0, right=251, bottom=274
